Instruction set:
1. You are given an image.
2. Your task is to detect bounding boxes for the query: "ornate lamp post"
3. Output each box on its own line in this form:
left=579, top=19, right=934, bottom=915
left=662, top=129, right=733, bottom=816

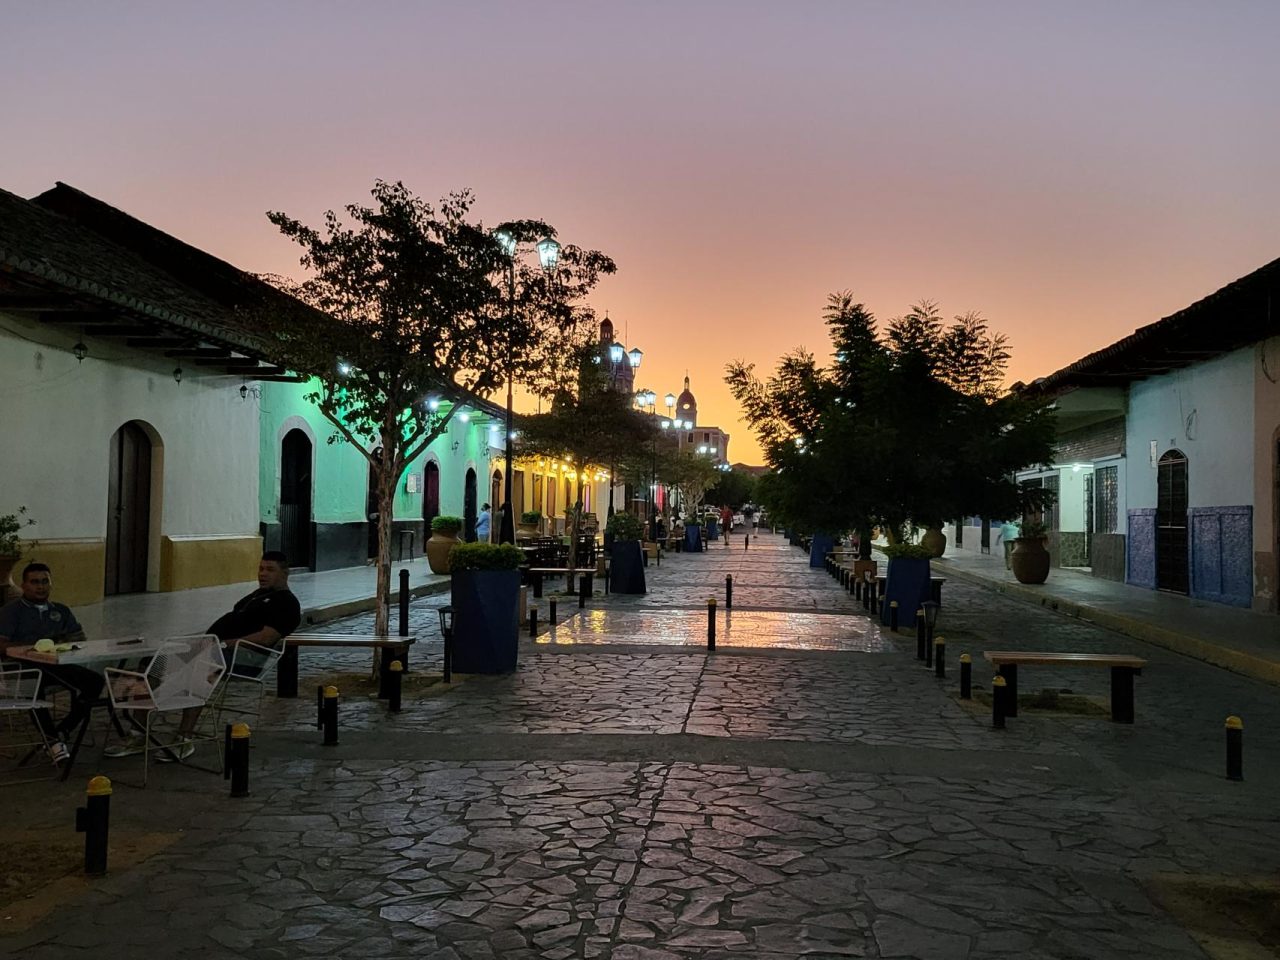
left=493, top=227, right=560, bottom=545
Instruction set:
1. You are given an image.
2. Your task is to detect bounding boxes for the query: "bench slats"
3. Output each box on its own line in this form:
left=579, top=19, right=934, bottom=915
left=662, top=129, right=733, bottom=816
left=290, top=635, right=416, bottom=648
left=984, top=651, right=1146, bottom=668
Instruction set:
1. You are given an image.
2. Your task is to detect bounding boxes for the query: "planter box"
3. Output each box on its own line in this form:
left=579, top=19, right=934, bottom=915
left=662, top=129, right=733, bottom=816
left=451, top=569, right=520, bottom=673
left=705, top=522, right=719, bottom=541
left=880, top=557, right=932, bottom=626
left=609, top=540, right=647, bottom=594
left=809, top=534, right=835, bottom=568
left=683, top=526, right=703, bottom=552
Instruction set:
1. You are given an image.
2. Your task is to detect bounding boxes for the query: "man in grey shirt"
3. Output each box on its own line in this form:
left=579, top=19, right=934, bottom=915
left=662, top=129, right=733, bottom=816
left=0, top=562, right=103, bottom=764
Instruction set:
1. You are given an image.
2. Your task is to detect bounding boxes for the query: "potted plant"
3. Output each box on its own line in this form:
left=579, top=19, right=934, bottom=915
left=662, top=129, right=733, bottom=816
left=426, top=515, right=463, bottom=574
left=0, top=507, right=36, bottom=604
left=809, top=532, right=836, bottom=569
left=879, top=542, right=934, bottom=627
left=517, top=510, right=542, bottom=540
left=449, top=542, right=524, bottom=673
left=920, top=526, right=947, bottom=559
left=606, top=512, right=646, bottom=594
left=1010, top=519, right=1050, bottom=584
left=682, top=514, right=703, bottom=553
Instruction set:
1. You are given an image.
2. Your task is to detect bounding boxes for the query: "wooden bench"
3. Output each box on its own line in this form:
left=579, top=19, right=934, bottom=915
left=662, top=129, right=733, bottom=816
left=527, top=567, right=597, bottom=598
left=983, top=651, right=1148, bottom=724
left=278, top=634, right=416, bottom=699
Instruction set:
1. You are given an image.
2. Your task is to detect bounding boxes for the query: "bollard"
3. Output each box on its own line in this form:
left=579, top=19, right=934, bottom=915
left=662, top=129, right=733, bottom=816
left=579, top=574, right=589, bottom=609
left=529, top=607, right=539, bottom=638
left=862, top=581, right=871, bottom=611
left=726, top=574, right=733, bottom=609
left=915, top=609, right=926, bottom=658
left=959, top=654, right=972, bottom=699
left=934, top=636, right=946, bottom=678
left=991, top=675, right=1007, bottom=729
left=854, top=577, right=862, bottom=601
left=76, top=775, right=111, bottom=877
left=889, top=600, right=899, bottom=632
left=549, top=597, right=557, bottom=625
left=745, top=534, right=749, bottom=550
left=388, top=661, right=403, bottom=713
left=707, top=598, right=717, bottom=651
left=442, top=625, right=453, bottom=684
left=227, top=723, right=251, bottom=796
left=925, top=627, right=934, bottom=668
left=398, top=568, right=410, bottom=637
left=1226, top=716, right=1243, bottom=781
left=322, top=685, right=339, bottom=745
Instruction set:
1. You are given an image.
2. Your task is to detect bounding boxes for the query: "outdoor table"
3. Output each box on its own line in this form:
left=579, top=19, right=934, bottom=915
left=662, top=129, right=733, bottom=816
left=6, top=636, right=165, bottom=780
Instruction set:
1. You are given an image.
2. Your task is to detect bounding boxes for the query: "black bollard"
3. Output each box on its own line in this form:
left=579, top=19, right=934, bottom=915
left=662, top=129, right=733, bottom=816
left=76, top=775, right=111, bottom=877
left=707, top=598, right=717, bottom=651
left=934, top=637, right=946, bottom=678
left=745, top=534, right=749, bottom=550
left=398, top=568, right=410, bottom=637
left=992, top=675, right=1007, bottom=729
left=227, top=723, right=251, bottom=796
left=388, top=661, right=403, bottom=713
left=549, top=598, right=557, bottom=625
left=1226, top=716, right=1243, bottom=781
left=959, top=654, right=972, bottom=699
left=726, top=574, right=733, bottom=609
left=925, top=629, right=934, bottom=668
left=579, top=574, right=590, bottom=609
left=530, top=607, right=539, bottom=638
left=889, top=600, right=899, bottom=632
left=854, top=577, right=862, bottom=601
left=916, top=610, right=926, bottom=658
left=322, top=685, right=339, bottom=745
left=442, top=624, right=453, bottom=684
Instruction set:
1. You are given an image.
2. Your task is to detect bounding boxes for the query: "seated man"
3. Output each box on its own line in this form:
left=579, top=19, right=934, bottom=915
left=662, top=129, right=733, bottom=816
left=109, top=551, right=301, bottom=760
left=0, top=562, right=103, bottom=765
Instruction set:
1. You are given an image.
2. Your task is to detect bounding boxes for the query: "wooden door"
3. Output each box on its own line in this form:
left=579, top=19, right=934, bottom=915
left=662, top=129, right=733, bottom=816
left=423, top=461, right=440, bottom=527
left=279, top=429, right=313, bottom=569
left=1156, top=450, right=1189, bottom=594
left=105, top=421, right=151, bottom=596
left=464, top=468, right=478, bottom=542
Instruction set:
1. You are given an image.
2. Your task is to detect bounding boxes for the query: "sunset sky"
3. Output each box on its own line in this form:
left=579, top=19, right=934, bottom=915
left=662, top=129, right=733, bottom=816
left=5, top=1, right=1279, bottom=464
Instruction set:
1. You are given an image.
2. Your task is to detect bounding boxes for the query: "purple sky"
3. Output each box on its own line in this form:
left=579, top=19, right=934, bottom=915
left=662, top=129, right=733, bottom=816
left=5, top=1, right=1279, bottom=462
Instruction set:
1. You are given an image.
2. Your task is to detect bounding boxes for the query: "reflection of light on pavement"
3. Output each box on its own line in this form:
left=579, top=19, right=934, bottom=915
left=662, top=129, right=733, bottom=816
left=535, top=608, right=895, bottom=652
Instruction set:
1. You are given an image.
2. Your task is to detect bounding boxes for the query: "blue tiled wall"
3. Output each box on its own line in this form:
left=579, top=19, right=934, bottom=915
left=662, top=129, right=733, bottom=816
left=1189, top=506, right=1253, bottom=607
left=1126, top=509, right=1156, bottom=588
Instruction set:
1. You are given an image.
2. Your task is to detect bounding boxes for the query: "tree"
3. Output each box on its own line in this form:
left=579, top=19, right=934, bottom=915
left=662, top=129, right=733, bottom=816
left=657, top=451, right=719, bottom=519
left=726, top=291, right=1055, bottom=546
left=706, top=468, right=757, bottom=509
left=516, top=339, right=657, bottom=568
left=260, top=180, right=611, bottom=634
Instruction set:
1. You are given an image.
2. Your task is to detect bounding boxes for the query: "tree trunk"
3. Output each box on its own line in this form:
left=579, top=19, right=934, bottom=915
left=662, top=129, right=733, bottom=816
left=374, top=442, right=396, bottom=639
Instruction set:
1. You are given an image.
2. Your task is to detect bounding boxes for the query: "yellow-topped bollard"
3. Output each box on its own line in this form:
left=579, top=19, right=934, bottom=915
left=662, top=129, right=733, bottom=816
left=226, top=722, right=252, bottom=797
left=324, top=685, right=339, bottom=699
left=1226, top=715, right=1244, bottom=781
left=321, top=685, right=340, bottom=745
left=231, top=722, right=251, bottom=738
left=959, top=653, right=972, bottom=699
left=934, top=635, right=946, bottom=678
left=707, top=597, right=717, bottom=650
left=77, top=776, right=112, bottom=875
left=388, top=660, right=404, bottom=714
left=991, top=674, right=1008, bottom=729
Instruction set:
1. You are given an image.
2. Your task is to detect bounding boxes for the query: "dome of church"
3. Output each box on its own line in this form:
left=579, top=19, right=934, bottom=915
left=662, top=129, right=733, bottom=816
left=676, top=375, right=696, bottom=420
left=599, top=314, right=614, bottom=342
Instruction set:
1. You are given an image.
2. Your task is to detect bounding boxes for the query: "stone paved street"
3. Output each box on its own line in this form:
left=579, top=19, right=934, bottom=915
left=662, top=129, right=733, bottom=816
left=3, top=532, right=1279, bottom=959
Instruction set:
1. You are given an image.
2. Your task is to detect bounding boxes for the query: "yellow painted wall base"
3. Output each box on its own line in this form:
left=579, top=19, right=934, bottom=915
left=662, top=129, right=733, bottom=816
left=7, top=540, right=107, bottom=607
left=160, top=536, right=263, bottom=592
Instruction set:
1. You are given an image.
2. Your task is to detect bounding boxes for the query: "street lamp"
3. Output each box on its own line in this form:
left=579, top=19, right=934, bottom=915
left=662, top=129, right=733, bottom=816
left=494, top=226, right=560, bottom=545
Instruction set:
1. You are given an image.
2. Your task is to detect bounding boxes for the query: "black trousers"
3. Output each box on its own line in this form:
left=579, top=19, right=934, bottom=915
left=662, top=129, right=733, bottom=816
left=32, top=664, right=106, bottom=739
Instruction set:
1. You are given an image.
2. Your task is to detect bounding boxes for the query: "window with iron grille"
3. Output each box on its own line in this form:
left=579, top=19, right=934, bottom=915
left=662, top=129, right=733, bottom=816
left=1095, top=465, right=1118, bottom=534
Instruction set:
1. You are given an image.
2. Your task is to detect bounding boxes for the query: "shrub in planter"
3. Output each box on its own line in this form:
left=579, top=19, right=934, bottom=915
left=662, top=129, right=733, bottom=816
left=449, top=543, right=523, bottom=674
left=606, top=513, right=646, bottom=594
left=517, top=510, right=543, bottom=539
left=426, top=515, right=464, bottom=574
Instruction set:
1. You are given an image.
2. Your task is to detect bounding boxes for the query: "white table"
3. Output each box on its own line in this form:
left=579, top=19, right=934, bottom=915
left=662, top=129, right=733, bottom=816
left=6, top=636, right=164, bottom=668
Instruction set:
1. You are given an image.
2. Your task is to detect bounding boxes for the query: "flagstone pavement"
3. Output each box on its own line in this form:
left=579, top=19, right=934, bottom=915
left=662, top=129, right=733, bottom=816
left=3, top=532, right=1280, bottom=959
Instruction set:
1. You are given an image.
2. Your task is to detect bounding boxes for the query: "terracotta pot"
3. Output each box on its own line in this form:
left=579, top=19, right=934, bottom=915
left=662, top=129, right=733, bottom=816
left=516, top=522, right=540, bottom=540
left=1010, top=537, right=1050, bottom=584
left=921, top=528, right=947, bottom=558
left=425, top=532, right=460, bottom=574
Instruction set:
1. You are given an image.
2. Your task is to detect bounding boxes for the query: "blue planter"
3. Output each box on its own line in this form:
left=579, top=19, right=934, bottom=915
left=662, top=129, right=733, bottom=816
left=705, top=521, right=719, bottom=541
left=609, top=541, right=647, bottom=594
left=683, top=526, right=703, bottom=552
left=880, top=557, right=932, bottom=626
left=809, top=534, right=835, bottom=568
left=451, top=569, right=520, bottom=673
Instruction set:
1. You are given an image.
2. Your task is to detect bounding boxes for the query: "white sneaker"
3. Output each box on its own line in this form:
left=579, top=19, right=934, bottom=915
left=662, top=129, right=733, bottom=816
left=104, top=734, right=147, bottom=758
left=46, top=740, right=70, bottom=766
left=155, top=739, right=195, bottom=763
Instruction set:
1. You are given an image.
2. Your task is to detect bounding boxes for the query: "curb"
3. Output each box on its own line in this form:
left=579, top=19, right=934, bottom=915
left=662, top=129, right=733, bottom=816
left=301, top=578, right=452, bottom=628
left=935, top=561, right=1280, bottom=687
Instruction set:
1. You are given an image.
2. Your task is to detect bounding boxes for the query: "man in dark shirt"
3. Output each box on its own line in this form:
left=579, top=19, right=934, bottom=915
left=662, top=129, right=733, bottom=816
left=114, top=551, right=301, bottom=761
left=0, top=562, right=103, bottom=764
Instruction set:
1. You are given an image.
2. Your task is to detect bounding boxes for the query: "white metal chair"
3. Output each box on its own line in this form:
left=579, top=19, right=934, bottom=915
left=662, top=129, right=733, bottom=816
left=0, top=664, right=56, bottom=783
left=208, top=637, right=286, bottom=734
left=104, top=634, right=226, bottom=786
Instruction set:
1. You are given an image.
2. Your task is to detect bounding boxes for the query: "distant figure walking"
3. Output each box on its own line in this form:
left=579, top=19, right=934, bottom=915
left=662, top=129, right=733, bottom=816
left=720, top=505, right=733, bottom=540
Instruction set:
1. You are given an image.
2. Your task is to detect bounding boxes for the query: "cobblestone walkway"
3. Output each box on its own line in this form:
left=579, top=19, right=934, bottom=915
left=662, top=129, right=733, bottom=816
left=3, top=533, right=1278, bottom=959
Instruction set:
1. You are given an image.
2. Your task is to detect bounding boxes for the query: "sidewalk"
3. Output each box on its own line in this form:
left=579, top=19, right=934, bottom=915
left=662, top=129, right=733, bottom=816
left=74, top=558, right=450, bottom=640
left=932, top=546, right=1280, bottom=684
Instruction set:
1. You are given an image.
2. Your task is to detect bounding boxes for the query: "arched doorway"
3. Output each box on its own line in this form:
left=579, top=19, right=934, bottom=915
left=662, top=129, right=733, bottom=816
left=491, top=470, right=502, bottom=515
left=1157, top=449, right=1189, bottom=594
left=423, top=461, right=440, bottom=528
left=105, top=421, right=153, bottom=596
left=464, top=468, right=478, bottom=542
left=280, top=429, right=313, bottom=570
